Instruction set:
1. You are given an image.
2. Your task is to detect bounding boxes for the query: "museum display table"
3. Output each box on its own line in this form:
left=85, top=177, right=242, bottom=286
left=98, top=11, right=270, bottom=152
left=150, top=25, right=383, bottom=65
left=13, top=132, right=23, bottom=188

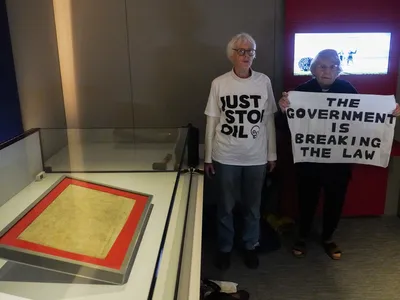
left=0, top=127, right=203, bottom=300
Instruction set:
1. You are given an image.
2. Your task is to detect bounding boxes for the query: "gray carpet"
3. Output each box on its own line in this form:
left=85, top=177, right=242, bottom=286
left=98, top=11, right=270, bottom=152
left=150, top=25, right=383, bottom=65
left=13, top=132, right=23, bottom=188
left=201, top=216, right=400, bottom=300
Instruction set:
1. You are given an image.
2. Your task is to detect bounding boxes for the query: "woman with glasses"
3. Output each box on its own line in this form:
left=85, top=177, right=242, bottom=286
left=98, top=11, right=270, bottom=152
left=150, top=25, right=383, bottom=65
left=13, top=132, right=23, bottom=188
left=204, top=32, right=277, bottom=270
left=278, top=49, right=400, bottom=260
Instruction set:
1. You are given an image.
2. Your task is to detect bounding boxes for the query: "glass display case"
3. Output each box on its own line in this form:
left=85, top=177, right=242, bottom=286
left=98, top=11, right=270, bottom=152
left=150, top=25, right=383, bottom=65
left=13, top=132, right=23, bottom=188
left=0, top=126, right=203, bottom=300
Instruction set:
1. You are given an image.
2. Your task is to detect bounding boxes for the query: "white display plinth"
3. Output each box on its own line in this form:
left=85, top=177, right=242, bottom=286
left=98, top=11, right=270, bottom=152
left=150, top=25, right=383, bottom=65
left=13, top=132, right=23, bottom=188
left=0, top=172, right=179, bottom=300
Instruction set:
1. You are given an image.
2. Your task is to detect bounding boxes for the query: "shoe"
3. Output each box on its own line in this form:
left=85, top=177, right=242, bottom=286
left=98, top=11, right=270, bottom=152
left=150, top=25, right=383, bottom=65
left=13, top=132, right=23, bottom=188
left=243, top=249, right=259, bottom=269
left=292, top=240, right=307, bottom=258
left=322, top=241, right=342, bottom=260
left=214, top=251, right=231, bottom=270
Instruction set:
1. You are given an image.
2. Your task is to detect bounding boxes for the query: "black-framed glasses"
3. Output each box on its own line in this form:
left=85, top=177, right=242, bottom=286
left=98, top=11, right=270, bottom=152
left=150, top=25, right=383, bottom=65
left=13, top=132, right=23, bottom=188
left=233, top=48, right=256, bottom=57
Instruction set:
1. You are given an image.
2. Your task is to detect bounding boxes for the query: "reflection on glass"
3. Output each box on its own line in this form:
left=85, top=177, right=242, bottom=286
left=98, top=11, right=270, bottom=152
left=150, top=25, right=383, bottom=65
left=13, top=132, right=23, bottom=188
left=39, top=127, right=188, bottom=172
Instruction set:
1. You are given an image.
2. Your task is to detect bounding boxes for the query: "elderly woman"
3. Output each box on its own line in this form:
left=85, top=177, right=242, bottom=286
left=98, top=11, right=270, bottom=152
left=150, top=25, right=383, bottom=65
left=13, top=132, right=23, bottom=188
left=204, top=32, right=277, bottom=270
left=279, top=49, right=400, bottom=260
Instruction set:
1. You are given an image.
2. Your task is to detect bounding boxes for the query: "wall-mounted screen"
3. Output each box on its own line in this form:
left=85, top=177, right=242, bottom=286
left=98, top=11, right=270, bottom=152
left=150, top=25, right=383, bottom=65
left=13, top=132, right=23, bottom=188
left=293, top=32, right=391, bottom=76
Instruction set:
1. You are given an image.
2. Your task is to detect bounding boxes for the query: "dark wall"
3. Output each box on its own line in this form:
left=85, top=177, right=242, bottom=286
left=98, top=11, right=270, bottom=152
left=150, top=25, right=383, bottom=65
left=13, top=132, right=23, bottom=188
left=0, top=0, right=22, bottom=142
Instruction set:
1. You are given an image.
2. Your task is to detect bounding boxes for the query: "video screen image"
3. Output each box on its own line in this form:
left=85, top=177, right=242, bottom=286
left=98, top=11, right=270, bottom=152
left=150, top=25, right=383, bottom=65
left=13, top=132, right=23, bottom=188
left=293, top=32, right=391, bottom=76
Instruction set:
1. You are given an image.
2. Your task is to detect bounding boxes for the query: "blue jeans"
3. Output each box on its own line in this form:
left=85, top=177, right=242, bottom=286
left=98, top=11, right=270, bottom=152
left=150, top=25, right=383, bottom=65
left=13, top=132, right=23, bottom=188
left=213, top=160, right=267, bottom=252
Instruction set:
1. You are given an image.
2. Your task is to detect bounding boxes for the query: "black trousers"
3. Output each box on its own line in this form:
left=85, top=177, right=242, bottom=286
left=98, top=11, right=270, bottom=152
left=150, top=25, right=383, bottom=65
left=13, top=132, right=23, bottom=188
left=295, top=162, right=352, bottom=241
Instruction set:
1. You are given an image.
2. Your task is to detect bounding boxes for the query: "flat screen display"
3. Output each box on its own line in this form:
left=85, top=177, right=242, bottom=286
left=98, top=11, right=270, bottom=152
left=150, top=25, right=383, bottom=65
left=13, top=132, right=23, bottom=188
left=293, top=32, right=391, bottom=76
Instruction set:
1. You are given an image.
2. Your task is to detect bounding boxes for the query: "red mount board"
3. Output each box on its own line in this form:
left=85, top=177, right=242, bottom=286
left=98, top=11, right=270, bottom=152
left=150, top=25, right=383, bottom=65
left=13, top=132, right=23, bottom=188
left=0, top=176, right=153, bottom=284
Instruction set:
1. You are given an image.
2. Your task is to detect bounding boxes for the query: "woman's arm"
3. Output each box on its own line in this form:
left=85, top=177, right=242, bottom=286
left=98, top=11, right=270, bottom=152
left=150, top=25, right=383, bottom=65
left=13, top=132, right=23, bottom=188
left=266, top=78, right=278, bottom=162
left=204, top=116, right=219, bottom=163
left=266, top=115, right=277, bottom=162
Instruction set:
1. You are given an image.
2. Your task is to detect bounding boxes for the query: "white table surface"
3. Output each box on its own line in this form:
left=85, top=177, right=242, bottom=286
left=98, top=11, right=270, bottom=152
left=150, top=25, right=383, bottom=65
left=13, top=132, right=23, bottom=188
left=0, top=172, right=180, bottom=300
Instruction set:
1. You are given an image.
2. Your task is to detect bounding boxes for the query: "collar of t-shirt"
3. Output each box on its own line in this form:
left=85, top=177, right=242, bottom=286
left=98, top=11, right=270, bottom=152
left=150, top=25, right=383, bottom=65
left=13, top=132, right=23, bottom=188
left=231, top=68, right=253, bottom=82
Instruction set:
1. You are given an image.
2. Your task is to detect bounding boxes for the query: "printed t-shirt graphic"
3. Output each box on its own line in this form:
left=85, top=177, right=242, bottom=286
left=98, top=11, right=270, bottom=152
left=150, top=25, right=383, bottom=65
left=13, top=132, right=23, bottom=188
left=205, top=69, right=277, bottom=166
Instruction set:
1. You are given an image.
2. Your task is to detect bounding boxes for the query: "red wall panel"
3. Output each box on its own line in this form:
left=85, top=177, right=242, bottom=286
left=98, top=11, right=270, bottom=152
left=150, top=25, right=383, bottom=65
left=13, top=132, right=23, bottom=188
left=283, top=0, right=400, bottom=94
left=283, top=22, right=400, bottom=95
left=279, top=0, right=400, bottom=217
left=285, top=0, right=400, bottom=23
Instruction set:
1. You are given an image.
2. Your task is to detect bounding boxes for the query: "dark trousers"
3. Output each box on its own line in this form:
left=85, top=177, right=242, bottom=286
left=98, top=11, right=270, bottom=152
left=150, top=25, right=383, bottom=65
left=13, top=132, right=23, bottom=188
left=296, top=163, right=352, bottom=241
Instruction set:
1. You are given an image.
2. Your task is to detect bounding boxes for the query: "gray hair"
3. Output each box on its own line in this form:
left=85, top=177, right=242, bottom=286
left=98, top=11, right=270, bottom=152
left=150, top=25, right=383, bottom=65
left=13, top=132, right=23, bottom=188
left=310, top=49, right=343, bottom=76
left=226, top=32, right=256, bottom=62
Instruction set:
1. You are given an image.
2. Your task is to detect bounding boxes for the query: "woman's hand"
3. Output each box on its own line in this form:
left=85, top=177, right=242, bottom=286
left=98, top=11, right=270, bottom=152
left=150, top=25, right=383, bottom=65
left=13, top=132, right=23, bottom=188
left=204, top=162, right=215, bottom=178
left=268, top=161, right=276, bottom=172
left=393, top=103, right=400, bottom=117
left=278, top=92, right=290, bottom=112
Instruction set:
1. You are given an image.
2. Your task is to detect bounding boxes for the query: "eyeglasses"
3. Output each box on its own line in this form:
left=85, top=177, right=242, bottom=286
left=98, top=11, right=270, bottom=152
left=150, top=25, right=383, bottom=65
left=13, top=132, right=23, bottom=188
left=317, top=64, right=339, bottom=71
left=232, top=48, right=256, bottom=57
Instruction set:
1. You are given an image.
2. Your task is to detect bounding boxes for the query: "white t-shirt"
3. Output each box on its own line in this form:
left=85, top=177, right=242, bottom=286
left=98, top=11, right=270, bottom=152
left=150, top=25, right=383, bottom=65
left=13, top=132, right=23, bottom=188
left=204, top=69, right=277, bottom=166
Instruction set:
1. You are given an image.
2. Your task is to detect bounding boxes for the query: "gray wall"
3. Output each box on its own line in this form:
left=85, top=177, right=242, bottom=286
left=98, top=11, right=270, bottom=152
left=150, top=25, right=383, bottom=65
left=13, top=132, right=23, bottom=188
left=6, top=0, right=284, bottom=139
left=6, top=0, right=66, bottom=129
left=67, top=0, right=134, bottom=128
left=5, top=0, right=398, bottom=141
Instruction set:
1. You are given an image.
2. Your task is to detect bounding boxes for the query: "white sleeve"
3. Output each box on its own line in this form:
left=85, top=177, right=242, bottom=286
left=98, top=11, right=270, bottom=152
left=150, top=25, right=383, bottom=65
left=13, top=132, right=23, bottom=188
left=205, top=116, right=219, bottom=163
left=266, top=77, right=277, bottom=161
left=266, top=116, right=277, bottom=161
left=204, top=80, right=221, bottom=117
left=266, top=77, right=278, bottom=115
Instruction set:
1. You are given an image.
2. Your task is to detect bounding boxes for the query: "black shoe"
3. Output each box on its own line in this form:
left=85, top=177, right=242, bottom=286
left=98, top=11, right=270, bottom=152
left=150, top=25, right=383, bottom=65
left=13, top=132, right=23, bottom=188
left=243, top=249, right=259, bottom=269
left=214, top=251, right=231, bottom=270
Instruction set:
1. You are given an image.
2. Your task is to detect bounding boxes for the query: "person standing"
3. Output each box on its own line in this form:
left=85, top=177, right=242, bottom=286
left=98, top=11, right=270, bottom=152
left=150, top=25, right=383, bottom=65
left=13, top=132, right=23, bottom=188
left=204, top=32, right=278, bottom=270
left=279, top=49, right=400, bottom=260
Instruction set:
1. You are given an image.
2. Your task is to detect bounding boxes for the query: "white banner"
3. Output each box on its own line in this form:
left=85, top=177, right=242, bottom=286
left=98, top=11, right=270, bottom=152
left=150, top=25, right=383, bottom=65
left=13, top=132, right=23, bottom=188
left=286, top=91, right=397, bottom=168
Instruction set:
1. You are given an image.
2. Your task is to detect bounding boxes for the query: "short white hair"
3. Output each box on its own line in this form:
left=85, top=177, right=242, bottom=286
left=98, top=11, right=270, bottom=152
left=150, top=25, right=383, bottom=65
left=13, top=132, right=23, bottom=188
left=226, top=32, right=256, bottom=62
left=310, top=49, right=343, bottom=76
